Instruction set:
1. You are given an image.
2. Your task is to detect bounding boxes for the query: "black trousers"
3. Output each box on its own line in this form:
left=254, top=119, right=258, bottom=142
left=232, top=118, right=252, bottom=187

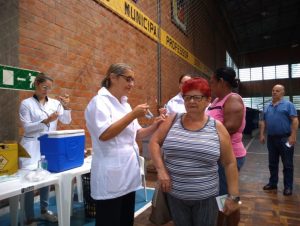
left=95, top=191, right=136, bottom=226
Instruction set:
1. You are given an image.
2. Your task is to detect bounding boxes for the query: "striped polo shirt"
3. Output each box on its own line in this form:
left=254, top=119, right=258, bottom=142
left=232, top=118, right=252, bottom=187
left=162, top=114, right=220, bottom=200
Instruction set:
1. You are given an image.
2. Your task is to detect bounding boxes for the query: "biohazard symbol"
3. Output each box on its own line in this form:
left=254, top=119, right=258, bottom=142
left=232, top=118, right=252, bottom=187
left=0, top=155, right=8, bottom=169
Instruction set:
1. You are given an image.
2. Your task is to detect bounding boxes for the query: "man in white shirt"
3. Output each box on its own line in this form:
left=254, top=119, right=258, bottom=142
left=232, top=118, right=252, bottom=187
left=165, top=74, right=192, bottom=114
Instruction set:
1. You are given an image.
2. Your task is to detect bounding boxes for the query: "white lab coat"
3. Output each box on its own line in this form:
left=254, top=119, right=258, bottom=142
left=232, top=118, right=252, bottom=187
left=166, top=93, right=186, bottom=114
left=19, top=96, right=71, bottom=170
left=85, top=87, right=142, bottom=200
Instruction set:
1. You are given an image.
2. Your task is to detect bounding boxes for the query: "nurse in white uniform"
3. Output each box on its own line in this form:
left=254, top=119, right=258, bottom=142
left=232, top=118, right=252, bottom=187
left=19, top=73, right=71, bottom=226
left=85, top=63, right=165, bottom=226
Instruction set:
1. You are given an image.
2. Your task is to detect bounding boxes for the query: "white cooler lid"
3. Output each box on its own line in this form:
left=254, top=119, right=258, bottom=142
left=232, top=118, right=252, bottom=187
left=40, top=129, right=85, bottom=138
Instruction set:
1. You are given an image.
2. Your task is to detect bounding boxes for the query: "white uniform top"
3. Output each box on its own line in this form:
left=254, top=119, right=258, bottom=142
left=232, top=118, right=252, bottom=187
left=19, top=95, right=72, bottom=170
left=84, top=87, right=142, bottom=200
left=166, top=93, right=186, bottom=114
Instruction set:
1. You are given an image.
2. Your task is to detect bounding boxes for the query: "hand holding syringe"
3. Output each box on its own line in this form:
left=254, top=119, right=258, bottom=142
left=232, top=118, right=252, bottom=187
left=145, top=96, right=154, bottom=119
left=57, top=94, right=70, bottom=110
left=145, top=109, right=154, bottom=119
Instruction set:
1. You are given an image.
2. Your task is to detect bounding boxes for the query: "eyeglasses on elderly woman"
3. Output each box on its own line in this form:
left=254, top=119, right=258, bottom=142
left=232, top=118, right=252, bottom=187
left=118, top=74, right=135, bottom=83
left=182, top=95, right=206, bottom=102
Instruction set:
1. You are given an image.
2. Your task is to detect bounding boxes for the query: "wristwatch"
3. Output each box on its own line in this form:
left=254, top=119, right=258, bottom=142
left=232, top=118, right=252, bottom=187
left=227, top=195, right=241, bottom=204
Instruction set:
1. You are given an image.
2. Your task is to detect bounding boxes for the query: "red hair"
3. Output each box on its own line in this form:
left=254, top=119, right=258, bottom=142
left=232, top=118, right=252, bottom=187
left=182, top=77, right=211, bottom=97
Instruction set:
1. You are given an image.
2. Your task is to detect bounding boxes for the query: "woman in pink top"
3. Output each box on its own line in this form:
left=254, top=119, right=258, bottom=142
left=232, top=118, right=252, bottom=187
left=206, top=67, right=246, bottom=226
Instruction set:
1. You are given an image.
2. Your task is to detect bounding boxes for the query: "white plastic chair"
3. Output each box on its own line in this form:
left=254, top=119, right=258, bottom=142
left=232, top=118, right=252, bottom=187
left=139, top=156, right=147, bottom=201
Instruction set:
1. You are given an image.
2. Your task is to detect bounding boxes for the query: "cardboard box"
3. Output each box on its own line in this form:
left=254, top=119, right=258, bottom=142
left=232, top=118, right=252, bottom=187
left=0, top=142, right=30, bottom=176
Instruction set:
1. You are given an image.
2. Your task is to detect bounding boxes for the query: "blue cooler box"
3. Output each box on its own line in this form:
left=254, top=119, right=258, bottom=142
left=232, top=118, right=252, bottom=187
left=38, top=129, right=85, bottom=172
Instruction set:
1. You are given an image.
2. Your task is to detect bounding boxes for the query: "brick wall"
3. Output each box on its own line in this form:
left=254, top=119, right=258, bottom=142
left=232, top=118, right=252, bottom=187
left=0, top=0, right=236, bottom=147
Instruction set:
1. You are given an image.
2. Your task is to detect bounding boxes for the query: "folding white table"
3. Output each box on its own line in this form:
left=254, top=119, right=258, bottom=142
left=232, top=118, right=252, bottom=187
left=1, top=157, right=92, bottom=226
left=0, top=172, right=62, bottom=226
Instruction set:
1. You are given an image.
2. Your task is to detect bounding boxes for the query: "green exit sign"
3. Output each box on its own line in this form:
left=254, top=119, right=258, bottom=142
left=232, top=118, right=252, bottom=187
left=0, top=65, right=40, bottom=91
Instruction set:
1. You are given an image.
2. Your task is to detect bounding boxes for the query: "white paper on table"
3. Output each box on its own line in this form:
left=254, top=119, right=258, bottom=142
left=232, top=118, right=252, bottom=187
left=0, top=174, right=20, bottom=183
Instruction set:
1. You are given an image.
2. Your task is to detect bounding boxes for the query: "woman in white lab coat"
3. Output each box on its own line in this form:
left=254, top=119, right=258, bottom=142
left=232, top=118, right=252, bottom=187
left=85, top=63, right=165, bottom=226
left=19, top=73, right=71, bottom=226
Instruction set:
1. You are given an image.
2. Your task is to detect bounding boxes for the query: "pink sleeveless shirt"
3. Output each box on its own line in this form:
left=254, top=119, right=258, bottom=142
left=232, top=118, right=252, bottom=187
left=206, top=93, right=246, bottom=158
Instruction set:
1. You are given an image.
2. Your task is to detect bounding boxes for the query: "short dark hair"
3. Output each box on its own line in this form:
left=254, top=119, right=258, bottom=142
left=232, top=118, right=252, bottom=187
left=178, top=74, right=193, bottom=84
left=34, top=72, right=53, bottom=84
left=214, top=67, right=239, bottom=88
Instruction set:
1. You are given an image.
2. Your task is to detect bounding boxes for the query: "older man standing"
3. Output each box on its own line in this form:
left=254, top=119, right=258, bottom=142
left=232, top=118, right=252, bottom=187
left=259, top=84, right=299, bottom=196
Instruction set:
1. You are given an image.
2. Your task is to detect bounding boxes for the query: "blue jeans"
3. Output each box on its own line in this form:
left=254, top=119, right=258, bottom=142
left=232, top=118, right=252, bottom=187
left=166, top=194, right=218, bottom=226
left=218, top=156, right=246, bottom=195
left=25, top=186, right=50, bottom=221
left=267, top=135, right=294, bottom=189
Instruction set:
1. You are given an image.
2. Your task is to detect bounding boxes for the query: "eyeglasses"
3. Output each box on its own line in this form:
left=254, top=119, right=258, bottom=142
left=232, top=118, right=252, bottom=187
left=118, top=74, right=135, bottom=83
left=182, top=95, right=206, bottom=102
left=41, top=85, right=52, bottom=91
